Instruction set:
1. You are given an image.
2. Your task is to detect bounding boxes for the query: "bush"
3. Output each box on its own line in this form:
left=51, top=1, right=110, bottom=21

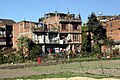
left=112, top=48, right=120, bottom=57
left=2, top=55, right=8, bottom=64
left=7, top=53, right=16, bottom=63
left=2, top=48, right=16, bottom=54
left=29, top=45, right=42, bottom=61
left=0, top=51, right=3, bottom=64
left=79, top=51, right=89, bottom=57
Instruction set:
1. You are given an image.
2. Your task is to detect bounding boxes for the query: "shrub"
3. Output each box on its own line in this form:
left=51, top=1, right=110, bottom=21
left=29, top=45, right=42, bottom=61
left=7, top=53, right=16, bottom=63
left=15, top=51, right=25, bottom=63
left=0, top=51, right=3, bottom=64
left=2, top=55, right=8, bottom=64
left=112, top=48, right=120, bottom=57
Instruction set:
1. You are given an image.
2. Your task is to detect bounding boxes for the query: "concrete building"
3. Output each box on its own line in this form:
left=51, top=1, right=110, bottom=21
left=0, top=19, right=15, bottom=49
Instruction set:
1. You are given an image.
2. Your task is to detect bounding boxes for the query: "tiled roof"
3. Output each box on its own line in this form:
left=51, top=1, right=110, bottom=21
left=0, top=19, right=16, bottom=25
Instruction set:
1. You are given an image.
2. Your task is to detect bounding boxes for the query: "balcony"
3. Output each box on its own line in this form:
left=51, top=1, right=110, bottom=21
left=32, top=27, right=44, bottom=32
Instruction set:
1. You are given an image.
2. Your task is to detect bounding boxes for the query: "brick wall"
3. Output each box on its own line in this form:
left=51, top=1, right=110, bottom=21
left=13, top=21, right=35, bottom=48
left=43, top=15, right=82, bottom=44
left=106, top=19, right=120, bottom=40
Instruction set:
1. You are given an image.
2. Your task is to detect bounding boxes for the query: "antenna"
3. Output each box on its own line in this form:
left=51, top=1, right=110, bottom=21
left=24, top=17, right=26, bottom=21
left=67, top=8, right=69, bottom=14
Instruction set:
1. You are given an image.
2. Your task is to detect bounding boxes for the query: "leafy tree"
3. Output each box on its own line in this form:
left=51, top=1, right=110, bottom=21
left=81, top=25, right=90, bottom=52
left=87, top=12, right=106, bottom=53
left=17, top=36, right=43, bottom=61
left=17, top=36, right=32, bottom=61
left=17, top=36, right=32, bottom=50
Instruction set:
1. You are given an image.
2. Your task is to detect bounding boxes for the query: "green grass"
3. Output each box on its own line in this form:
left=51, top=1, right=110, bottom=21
left=69, top=57, right=120, bottom=63
left=0, top=58, right=120, bottom=80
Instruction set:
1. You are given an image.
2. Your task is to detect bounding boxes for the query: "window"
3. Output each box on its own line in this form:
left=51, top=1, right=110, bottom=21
left=73, top=24, right=78, bottom=30
left=24, top=23, right=29, bottom=28
left=61, top=24, right=67, bottom=30
left=73, top=34, right=79, bottom=41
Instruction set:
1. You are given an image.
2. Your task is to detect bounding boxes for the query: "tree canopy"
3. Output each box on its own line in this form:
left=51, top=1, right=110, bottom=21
left=87, top=12, right=106, bottom=53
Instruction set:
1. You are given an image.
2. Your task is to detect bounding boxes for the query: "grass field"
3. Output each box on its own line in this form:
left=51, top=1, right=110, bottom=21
left=31, top=60, right=120, bottom=77
left=0, top=59, right=120, bottom=79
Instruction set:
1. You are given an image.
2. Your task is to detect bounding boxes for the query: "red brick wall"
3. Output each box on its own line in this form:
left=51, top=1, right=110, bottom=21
left=13, top=21, right=35, bottom=48
left=106, top=19, right=120, bottom=40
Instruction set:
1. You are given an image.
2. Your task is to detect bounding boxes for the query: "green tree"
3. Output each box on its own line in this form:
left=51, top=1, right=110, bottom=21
left=81, top=25, right=89, bottom=52
left=17, top=36, right=32, bottom=61
left=87, top=12, right=106, bottom=53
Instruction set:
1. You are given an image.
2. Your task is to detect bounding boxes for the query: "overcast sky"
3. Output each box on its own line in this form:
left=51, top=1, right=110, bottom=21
left=0, top=0, right=120, bottom=23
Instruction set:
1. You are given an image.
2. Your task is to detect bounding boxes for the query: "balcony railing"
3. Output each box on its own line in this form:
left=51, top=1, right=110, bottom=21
left=32, top=27, right=59, bottom=33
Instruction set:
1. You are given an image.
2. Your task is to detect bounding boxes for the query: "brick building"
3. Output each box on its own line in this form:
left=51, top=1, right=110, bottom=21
left=13, top=12, right=82, bottom=55
left=13, top=21, right=36, bottom=48
left=0, top=19, right=15, bottom=49
left=41, top=12, right=82, bottom=54
left=106, top=19, right=120, bottom=40
left=98, top=15, right=120, bottom=53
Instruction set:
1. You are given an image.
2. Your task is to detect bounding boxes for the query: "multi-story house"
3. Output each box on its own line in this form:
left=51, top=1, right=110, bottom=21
left=13, top=12, right=82, bottom=55
left=98, top=15, right=120, bottom=53
left=0, top=19, right=15, bottom=49
left=39, top=12, right=82, bottom=54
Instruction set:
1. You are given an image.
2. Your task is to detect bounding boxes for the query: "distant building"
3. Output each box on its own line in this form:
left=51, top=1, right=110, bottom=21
left=0, top=19, right=15, bottom=49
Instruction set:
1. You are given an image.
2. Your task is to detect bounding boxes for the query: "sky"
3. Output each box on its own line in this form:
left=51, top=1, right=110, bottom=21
left=0, top=0, right=120, bottom=23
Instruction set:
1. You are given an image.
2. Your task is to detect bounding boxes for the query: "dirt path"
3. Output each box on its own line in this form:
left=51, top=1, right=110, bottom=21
left=42, top=77, right=120, bottom=80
